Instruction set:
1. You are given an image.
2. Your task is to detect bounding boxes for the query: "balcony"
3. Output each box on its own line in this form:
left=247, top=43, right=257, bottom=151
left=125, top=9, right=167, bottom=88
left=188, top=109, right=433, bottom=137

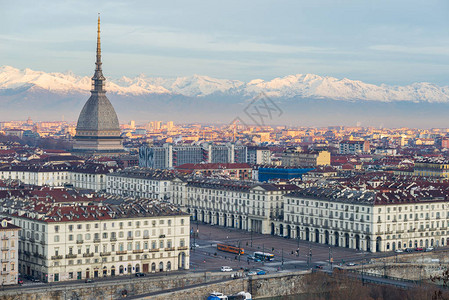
left=178, top=246, right=188, bottom=250
left=1, top=271, right=8, bottom=275
left=1, top=258, right=9, bottom=263
left=76, top=240, right=84, bottom=244
left=165, top=247, right=175, bottom=251
left=100, top=252, right=111, bottom=256
left=143, top=236, right=149, bottom=239
left=116, top=251, right=127, bottom=255
left=149, top=248, right=159, bottom=252
left=133, top=249, right=144, bottom=254
left=110, top=237, right=117, bottom=242
left=51, top=255, right=63, bottom=260
left=65, top=254, right=77, bottom=259
left=93, top=238, right=101, bottom=243
left=1, top=236, right=8, bottom=240
left=1, top=247, right=8, bottom=251
left=40, top=240, right=46, bottom=245
left=127, top=237, right=134, bottom=240
left=83, top=253, right=94, bottom=258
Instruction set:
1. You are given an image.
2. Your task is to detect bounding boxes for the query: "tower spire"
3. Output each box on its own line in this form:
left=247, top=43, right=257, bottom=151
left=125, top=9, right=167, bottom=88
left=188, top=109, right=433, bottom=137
left=92, top=13, right=105, bottom=93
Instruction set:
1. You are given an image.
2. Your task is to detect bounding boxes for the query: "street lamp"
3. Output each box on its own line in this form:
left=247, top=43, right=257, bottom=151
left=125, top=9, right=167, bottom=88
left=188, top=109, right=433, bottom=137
left=250, top=229, right=253, bottom=247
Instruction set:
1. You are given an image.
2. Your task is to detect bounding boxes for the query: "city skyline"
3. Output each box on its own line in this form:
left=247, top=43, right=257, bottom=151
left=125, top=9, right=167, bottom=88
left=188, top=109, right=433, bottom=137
left=1, top=1, right=449, bottom=86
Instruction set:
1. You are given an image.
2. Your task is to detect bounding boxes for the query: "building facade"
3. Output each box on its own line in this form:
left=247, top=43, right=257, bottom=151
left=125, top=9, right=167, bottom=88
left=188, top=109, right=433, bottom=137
left=0, top=195, right=189, bottom=282
left=414, top=157, right=449, bottom=178
left=281, top=149, right=330, bottom=167
left=282, top=186, right=449, bottom=253
left=139, top=143, right=247, bottom=169
left=106, top=168, right=175, bottom=200
left=171, top=177, right=299, bottom=234
left=0, top=165, right=70, bottom=187
left=0, top=219, right=20, bottom=285
left=247, top=147, right=271, bottom=165
left=339, top=140, right=370, bottom=154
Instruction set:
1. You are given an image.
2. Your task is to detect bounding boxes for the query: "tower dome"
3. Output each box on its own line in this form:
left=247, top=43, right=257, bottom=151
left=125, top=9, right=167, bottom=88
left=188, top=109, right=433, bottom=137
left=73, top=15, right=124, bottom=154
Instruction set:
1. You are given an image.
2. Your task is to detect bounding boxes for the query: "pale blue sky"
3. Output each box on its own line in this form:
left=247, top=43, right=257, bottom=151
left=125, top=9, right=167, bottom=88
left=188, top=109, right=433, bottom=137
left=1, top=0, right=449, bottom=85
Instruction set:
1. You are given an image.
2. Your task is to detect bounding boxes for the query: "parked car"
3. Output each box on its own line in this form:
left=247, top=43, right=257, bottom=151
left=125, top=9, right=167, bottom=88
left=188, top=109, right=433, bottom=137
left=405, top=248, right=414, bottom=253
left=85, top=278, right=93, bottom=283
left=18, top=278, right=23, bottom=285
left=315, top=265, right=324, bottom=269
left=425, top=247, right=434, bottom=252
left=395, top=249, right=404, bottom=253
left=247, top=271, right=257, bottom=276
left=347, top=262, right=356, bottom=266
left=247, top=255, right=261, bottom=262
left=221, top=266, right=233, bottom=272
left=415, top=247, right=424, bottom=252
left=256, top=270, right=266, bottom=275
left=135, top=272, right=146, bottom=277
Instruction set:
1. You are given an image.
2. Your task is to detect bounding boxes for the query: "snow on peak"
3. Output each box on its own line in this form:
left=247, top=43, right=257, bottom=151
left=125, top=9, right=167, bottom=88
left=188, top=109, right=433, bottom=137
left=1, top=65, right=449, bottom=102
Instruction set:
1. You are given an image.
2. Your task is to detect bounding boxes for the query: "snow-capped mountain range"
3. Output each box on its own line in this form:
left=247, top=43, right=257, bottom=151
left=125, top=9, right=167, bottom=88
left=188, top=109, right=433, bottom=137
left=1, top=65, right=449, bottom=102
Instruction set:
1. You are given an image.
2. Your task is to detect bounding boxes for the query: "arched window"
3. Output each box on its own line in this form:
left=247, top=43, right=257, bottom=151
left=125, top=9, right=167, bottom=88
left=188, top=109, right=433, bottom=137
left=167, top=261, right=171, bottom=271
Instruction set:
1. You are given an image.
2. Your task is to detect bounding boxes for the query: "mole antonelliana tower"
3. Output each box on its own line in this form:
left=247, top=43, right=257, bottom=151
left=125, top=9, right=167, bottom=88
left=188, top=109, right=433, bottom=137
left=73, top=15, right=124, bottom=154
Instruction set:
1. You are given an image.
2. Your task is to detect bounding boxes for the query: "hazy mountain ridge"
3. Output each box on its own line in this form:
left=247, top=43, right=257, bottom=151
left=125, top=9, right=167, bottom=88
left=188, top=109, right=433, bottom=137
left=1, top=66, right=449, bottom=102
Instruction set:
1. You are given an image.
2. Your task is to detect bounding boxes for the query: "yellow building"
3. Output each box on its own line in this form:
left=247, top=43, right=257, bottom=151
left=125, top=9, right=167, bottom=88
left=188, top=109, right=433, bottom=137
left=281, top=148, right=331, bottom=167
left=414, top=158, right=449, bottom=178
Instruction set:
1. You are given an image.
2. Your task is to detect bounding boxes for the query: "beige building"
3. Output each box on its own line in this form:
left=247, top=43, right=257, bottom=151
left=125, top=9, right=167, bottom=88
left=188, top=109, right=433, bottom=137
left=171, top=177, right=299, bottom=234
left=0, top=196, right=189, bottom=282
left=0, top=218, right=20, bottom=285
left=281, top=148, right=330, bottom=167
left=282, top=186, right=449, bottom=253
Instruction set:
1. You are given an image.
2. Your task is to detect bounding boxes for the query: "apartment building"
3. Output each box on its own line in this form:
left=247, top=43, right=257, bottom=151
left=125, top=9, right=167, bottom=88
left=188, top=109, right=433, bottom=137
left=414, top=157, right=449, bottom=178
left=139, top=143, right=247, bottom=169
left=69, top=163, right=117, bottom=192
left=0, top=165, right=70, bottom=187
left=339, top=140, right=370, bottom=154
left=106, top=167, right=176, bottom=200
left=282, top=186, right=449, bottom=253
left=247, top=146, right=271, bottom=165
left=0, top=194, right=189, bottom=282
left=0, top=218, right=20, bottom=285
left=171, top=177, right=299, bottom=234
left=281, top=148, right=330, bottom=167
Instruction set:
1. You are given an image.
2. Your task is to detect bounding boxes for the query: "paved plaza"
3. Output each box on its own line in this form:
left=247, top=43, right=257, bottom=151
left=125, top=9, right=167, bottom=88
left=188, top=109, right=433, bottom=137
left=189, top=223, right=388, bottom=273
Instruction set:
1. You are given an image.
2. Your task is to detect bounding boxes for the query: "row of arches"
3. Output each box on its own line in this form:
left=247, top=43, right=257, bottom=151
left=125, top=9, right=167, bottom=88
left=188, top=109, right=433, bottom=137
left=189, top=209, right=246, bottom=230
left=271, top=223, right=375, bottom=252
left=386, top=238, right=447, bottom=251
left=271, top=223, right=449, bottom=253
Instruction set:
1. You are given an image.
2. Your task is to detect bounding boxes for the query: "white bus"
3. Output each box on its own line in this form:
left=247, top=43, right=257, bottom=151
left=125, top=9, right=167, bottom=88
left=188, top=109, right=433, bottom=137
left=254, top=251, right=275, bottom=261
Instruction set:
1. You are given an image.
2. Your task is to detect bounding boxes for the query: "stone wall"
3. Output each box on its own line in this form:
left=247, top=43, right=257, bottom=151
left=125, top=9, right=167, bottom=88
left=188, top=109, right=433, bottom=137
left=143, top=271, right=310, bottom=300
left=351, top=263, right=445, bottom=281
left=0, top=272, right=228, bottom=300
left=0, top=271, right=311, bottom=300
